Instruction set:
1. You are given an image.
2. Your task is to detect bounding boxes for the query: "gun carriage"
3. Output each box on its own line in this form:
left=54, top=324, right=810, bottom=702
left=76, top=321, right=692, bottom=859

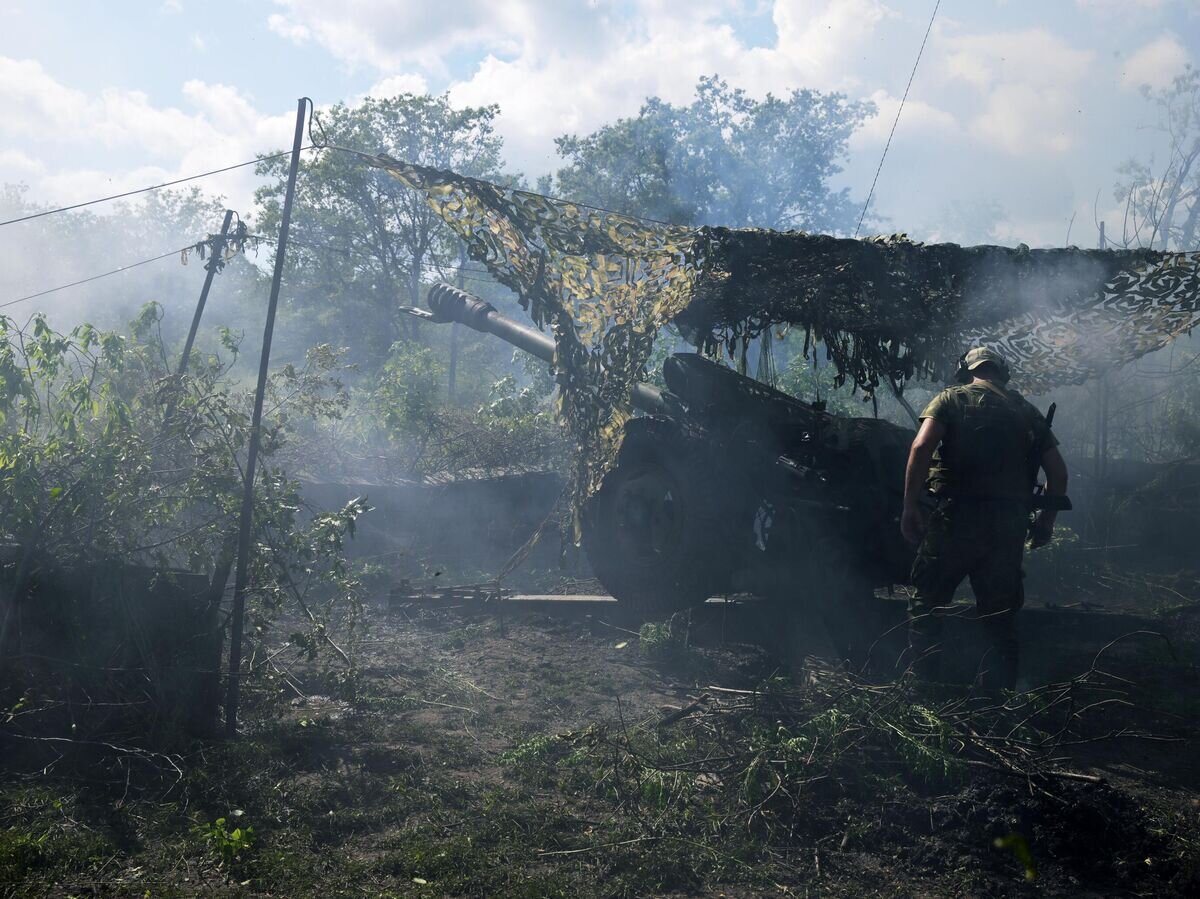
left=414, top=284, right=916, bottom=615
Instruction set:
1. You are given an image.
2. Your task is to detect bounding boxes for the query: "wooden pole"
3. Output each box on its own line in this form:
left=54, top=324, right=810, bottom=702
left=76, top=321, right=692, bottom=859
left=1094, top=222, right=1109, bottom=545
left=178, top=209, right=234, bottom=376
left=448, top=244, right=465, bottom=401
left=224, top=99, right=308, bottom=737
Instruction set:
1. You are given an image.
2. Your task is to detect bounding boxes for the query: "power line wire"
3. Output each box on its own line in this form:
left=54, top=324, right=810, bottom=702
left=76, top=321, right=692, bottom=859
left=0, top=148, right=313, bottom=228
left=2, top=232, right=497, bottom=310
left=0, top=246, right=195, bottom=309
left=248, top=232, right=497, bottom=283
left=854, top=0, right=940, bottom=238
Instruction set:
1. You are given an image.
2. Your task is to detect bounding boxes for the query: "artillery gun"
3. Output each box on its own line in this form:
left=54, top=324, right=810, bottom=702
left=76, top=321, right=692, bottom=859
left=410, top=283, right=916, bottom=615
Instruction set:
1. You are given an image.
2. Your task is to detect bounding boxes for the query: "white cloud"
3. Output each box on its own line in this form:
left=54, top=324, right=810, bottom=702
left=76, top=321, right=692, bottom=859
left=940, top=29, right=1093, bottom=93
left=0, top=148, right=45, bottom=178
left=1076, top=0, right=1165, bottom=11
left=938, top=29, right=1093, bottom=156
left=2, top=0, right=1181, bottom=256
left=446, top=0, right=933, bottom=173
left=1, top=57, right=90, bottom=137
left=272, top=0, right=1083, bottom=184
left=366, top=73, right=431, bottom=99
left=190, top=33, right=206, bottom=52
left=267, top=0, right=557, bottom=72
left=266, top=12, right=310, bottom=44
left=0, top=58, right=296, bottom=214
left=851, top=89, right=960, bottom=149
left=769, top=0, right=896, bottom=89
left=1121, top=34, right=1191, bottom=90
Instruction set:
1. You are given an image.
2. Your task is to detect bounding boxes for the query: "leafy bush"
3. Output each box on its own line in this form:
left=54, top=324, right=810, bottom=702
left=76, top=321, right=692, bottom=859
left=358, top=338, right=565, bottom=478
left=0, top=306, right=369, bottom=731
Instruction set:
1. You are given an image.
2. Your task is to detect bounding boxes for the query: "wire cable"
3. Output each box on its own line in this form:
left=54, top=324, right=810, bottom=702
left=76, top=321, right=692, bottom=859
left=853, top=0, right=940, bottom=238
left=2, top=234, right=496, bottom=311
left=0, top=246, right=193, bottom=309
left=0, top=148, right=313, bottom=228
left=247, top=232, right=497, bottom=284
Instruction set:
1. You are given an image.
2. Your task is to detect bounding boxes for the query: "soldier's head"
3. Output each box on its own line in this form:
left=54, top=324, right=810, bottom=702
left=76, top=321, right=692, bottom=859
left=956, top=346, right=1011, bottom=384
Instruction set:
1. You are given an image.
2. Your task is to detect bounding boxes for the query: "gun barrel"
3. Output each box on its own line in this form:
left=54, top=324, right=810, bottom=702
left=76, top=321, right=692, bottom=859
left=427, top=283, right=555, bottom=364
left=423, top=283, right=668, bottom=415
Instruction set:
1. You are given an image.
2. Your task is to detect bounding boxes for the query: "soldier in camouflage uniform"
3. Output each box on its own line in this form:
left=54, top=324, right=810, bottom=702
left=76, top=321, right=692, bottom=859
left=900, top=347, right=1069, bottom=689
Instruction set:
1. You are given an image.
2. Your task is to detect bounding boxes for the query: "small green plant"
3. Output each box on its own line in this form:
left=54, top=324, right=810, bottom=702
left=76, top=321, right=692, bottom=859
left=638, top=621, right=673, bottom=655
left=197, top=814, right=255, bottom=865
left=0, top=827, right=50, bottom=875
left=499, top=733, right=562, bottom=768
left=994, top=831, right=1038, bottom=881
left=638, top=614, right=690, bottom=660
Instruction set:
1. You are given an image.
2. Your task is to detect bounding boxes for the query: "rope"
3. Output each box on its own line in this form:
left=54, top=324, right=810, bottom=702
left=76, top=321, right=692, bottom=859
left=854, top=0, right=941, bottom=238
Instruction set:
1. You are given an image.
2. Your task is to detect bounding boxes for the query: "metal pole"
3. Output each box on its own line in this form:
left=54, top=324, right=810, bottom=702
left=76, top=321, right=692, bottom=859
left=179, top=209, right=234, bottom=376
left=225, top=98, right=307, bottom=737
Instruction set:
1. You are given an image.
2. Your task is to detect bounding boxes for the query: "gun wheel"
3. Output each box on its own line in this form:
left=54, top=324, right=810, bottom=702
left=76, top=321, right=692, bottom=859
left=582, top=431, right=727, bottom=619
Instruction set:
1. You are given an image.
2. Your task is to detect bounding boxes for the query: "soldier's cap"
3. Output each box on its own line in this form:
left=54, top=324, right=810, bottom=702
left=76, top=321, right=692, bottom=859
left=962, top=346, right=1008, bottom=371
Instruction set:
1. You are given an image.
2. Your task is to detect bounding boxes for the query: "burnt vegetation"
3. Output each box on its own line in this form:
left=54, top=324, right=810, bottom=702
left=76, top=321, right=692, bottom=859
left=2, top=75, right=1200, bottom=898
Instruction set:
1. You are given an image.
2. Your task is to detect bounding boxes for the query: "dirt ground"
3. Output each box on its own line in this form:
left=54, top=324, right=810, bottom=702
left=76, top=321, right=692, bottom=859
left=3, top=590, right=1198, bottom=897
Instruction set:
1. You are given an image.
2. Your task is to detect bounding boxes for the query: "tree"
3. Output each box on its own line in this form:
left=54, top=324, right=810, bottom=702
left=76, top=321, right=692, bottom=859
left=553, top=76, right=875, bottom=232
left=1114, top=68, right=1200, bottom=250
left=255, top=93, right=505, bottom=367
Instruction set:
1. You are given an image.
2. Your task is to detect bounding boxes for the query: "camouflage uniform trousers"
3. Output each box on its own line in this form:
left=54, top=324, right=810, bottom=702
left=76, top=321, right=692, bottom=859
left=908, top=498, right=1029, bottom=689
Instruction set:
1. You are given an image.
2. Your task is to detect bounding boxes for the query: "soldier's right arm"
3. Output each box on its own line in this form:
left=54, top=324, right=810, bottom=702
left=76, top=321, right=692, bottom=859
left=902, top=416, right=946, bottom=544
left=1031, top=446, right=1069, bottom=548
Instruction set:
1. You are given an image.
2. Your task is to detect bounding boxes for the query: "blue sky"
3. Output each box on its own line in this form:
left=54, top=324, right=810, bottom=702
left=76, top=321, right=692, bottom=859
left=2, top=0, right=1198, bottom=250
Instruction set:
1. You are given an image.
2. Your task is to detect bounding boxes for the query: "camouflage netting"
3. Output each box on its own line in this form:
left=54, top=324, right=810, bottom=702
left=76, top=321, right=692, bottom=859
left=358, top=152, right=1200, bottom=513
left=679, top=228, right=1200, bottom=395
left=362, top=153, right=704, bottom=530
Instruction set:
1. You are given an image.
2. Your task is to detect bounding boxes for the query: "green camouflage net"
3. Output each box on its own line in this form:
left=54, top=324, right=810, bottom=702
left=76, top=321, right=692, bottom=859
left=678, top=228, right=1200, bottom=395
left=363, top=153, right=702, bottom=531
left=360, top=153, right=1200, bottom=508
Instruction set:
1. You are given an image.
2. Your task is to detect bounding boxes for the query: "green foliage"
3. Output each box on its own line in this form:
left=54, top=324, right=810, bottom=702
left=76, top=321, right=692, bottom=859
left=883, top=701, right=968, bottom=785
left=499, top=733, right=564, bottom=768
left=196, top=814, right=255, bottom=865
left=356, top=336, right=565, bottom=477
left=637, top=620, right=681, bottom=659
left=375, top=342, right=446, bottom=433
left=256, top=93, right=506, bottom=368
left=0, top=307, right=239, bottom=570
left=0, top=824, right=112, bottom=886
left=482, top=373, right=540, bottom=420
left=0, top=309, right=369, bottom=734
left=0, top=184, right=265, bottom=345
left=0, top=827, right=51, bottom=875
left=554, top=75, right=875, bottom=232
left=778, top=352, right=861, bottom=416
